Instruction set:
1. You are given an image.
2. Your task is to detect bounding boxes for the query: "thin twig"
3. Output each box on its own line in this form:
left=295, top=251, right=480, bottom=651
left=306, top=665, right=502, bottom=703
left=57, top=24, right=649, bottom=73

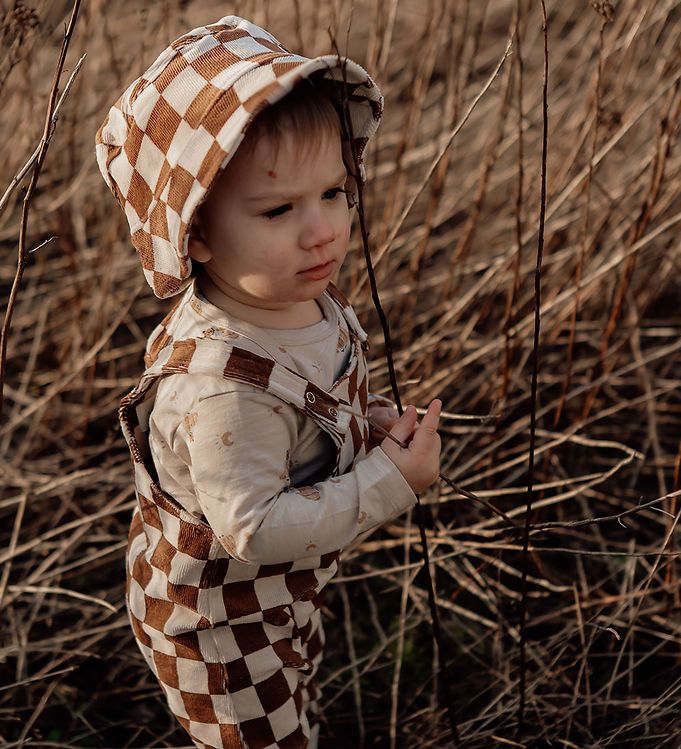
left=0, top=53, right=86, bottom=217
left=529, top=494, right=679, bottom=533
left=332, top=31, right=461, bottom=745
left=0, top=1, right=83, bottom=424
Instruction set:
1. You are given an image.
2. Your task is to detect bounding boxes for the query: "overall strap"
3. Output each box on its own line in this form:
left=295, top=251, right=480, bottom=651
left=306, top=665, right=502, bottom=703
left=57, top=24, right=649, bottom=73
left=326, top=283, right=368, bottom=346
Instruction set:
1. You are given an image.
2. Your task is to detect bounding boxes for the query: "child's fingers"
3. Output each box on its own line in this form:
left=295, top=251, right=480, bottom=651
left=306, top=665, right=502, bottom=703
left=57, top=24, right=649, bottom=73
left=411, top=399, right=442, bottom=449
left=388, top=405, right=419, bottom=444
left=380, top=401, right=441, bottom=493
left=369, top=405, right=400, bottom=431
left=419, top=399, right=442, bottom=433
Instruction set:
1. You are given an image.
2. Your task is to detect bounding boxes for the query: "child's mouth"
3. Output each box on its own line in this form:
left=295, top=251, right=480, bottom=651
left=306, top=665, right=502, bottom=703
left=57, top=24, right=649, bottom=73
left=297, top=260, right=334, bottom=281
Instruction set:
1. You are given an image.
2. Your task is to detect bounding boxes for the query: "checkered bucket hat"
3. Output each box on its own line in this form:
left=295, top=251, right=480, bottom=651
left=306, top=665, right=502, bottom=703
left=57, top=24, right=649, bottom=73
left=95, top=16, right=383, bottom=299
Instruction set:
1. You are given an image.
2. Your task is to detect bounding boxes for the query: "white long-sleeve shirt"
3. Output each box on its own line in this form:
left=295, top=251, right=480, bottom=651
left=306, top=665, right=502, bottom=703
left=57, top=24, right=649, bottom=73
left=148, top=287, right=415, bottom=565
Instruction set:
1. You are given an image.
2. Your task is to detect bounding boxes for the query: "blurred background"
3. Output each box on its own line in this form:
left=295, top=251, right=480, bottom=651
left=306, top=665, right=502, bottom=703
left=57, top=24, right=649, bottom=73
left=2, top=1, right=681, bottom=746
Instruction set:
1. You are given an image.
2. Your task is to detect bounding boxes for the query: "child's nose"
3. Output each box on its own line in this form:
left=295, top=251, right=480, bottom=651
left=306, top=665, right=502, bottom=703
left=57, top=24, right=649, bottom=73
left=300, top=209, right=336, bottom=250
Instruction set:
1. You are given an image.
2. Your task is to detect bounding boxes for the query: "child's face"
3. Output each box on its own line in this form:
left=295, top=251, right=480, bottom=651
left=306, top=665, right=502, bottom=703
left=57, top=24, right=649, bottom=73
left=189, top=125, right=351, bottom=314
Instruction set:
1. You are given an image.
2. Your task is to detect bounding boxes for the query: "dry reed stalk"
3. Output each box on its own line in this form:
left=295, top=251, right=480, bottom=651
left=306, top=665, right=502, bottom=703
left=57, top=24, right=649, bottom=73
left=338, top=579, right=365, bottom=746
left=553, top=5, right=612, bottom=428
left=389, top=510, right=414, bottom=749
left=509, top=0, right=546, bottom=725
left=500, top=0, right=529, bottom=408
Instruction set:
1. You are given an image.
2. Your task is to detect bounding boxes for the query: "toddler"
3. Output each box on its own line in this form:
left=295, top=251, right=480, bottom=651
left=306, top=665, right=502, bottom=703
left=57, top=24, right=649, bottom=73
left=96, top=15, right=441, bottom=749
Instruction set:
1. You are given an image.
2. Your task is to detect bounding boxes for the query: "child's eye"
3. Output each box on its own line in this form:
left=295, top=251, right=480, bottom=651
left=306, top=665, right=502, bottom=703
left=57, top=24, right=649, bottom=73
left=263, top=204, right=292, bottom=219
left=323, top=187, right=346, bottom=200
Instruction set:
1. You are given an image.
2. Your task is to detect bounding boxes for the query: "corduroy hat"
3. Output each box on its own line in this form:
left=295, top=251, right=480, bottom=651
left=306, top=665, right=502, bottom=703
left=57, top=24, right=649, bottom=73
left=95, top=16, right=383, bottom=299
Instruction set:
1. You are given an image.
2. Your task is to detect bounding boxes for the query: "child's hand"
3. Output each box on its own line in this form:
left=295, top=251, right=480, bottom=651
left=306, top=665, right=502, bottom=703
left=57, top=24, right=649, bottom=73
left=367, top=404, right=400, bottom=449
left=380, top=400, right=442, bottom=494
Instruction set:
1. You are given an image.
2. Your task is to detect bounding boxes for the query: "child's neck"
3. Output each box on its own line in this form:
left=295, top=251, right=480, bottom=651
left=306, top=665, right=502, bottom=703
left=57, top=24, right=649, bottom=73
left=195, top=274, right=324, bottom=330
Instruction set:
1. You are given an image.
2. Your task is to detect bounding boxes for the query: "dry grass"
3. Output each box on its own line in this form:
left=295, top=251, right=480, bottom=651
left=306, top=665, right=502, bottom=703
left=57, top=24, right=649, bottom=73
left=2, top=0, right=681, bottom=746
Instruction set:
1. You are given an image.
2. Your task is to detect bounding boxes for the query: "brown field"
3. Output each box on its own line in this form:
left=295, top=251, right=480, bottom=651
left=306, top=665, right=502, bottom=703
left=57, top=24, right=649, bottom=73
left=2, top=0, right=681, bottom=747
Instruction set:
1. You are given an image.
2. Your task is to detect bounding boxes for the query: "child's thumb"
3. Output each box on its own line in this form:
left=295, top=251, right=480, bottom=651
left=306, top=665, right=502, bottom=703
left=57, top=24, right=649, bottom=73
left=388, top=405, right=418, bottom=445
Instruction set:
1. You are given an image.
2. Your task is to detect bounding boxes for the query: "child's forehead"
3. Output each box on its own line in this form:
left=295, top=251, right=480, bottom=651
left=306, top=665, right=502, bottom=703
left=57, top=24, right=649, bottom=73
left=223, top=125, right=345, bottom=182
left=251, top=125, right=342, bottom=161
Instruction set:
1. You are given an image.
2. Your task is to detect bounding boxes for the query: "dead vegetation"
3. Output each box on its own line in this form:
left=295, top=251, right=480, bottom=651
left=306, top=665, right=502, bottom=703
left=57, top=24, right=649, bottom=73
left=1, top=0, right=681, bottom=746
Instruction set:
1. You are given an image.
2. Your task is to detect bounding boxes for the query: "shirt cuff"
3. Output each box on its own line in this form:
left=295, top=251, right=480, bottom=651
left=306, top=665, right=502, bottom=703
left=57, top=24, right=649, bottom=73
left=354, top=446, right=416, bottom=528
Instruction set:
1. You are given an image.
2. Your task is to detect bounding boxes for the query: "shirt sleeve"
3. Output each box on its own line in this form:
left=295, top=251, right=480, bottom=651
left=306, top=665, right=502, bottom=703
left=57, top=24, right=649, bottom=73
left=174, top=388, right=416, bottom=565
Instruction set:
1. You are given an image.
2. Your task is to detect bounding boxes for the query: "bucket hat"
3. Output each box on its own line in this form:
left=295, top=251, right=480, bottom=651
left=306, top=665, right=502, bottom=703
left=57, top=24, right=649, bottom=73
left=96, top=16, right=383, bottom=298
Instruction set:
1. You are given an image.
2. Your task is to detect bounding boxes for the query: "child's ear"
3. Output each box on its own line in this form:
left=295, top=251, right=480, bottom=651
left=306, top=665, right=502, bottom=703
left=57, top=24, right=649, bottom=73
left=187, top=214, right=213, bottom=262
left=187, top=236, right=213, bottom=263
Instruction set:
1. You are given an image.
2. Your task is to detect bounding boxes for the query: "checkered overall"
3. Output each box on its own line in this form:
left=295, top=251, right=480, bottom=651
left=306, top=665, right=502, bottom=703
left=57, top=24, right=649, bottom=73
left=121, top=287, right=370, bottom=749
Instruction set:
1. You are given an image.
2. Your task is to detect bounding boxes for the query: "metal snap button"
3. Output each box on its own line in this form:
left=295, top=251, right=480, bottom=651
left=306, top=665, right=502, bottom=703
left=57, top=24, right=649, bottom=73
left=306, top=392, right=316, bottom=404
left=328, top=407, right=337, bottom=418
